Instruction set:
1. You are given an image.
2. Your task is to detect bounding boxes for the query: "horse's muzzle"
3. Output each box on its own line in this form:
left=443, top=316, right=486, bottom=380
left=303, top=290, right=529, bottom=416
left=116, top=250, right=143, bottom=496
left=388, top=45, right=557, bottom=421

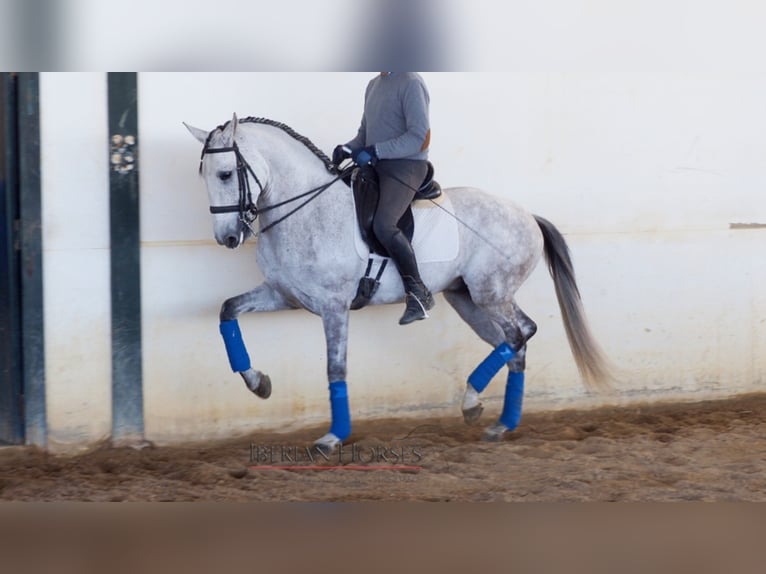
left=218, top=228, right=244, bottom=250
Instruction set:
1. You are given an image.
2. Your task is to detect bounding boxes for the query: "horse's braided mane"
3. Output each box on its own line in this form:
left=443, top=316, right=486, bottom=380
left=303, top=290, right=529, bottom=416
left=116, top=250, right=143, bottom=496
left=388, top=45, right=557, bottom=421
left=204, top=116, right=336, bottom=174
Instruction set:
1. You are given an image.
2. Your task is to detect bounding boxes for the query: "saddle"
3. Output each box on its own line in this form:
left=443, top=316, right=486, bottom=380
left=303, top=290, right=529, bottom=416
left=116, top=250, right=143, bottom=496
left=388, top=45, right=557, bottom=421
left=350, top=163, right=442, bottom=310
left=352, top=163, right=442, bottom=256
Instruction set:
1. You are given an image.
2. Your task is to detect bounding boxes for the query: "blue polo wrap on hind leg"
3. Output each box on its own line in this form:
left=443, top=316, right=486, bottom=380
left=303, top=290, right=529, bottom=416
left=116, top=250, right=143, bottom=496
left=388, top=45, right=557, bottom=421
left=500, top=371, right=525, bottom=430
left=329, top=381, right=352, bottom=441
left=468, top=342, right=516, bottom=394
left=220, top=320, right=251, bottom=373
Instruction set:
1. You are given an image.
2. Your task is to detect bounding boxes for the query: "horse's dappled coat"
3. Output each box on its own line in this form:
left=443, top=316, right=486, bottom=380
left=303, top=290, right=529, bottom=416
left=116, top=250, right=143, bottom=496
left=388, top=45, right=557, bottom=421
left=187, top=115, right=611, bottom=449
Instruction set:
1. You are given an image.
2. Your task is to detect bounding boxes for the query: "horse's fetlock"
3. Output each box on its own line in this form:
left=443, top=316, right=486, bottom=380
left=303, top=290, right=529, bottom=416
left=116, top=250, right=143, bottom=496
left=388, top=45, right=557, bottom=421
left=508, top=356, right=526, bottom=373
left=220, top=300, right=239, bottom=322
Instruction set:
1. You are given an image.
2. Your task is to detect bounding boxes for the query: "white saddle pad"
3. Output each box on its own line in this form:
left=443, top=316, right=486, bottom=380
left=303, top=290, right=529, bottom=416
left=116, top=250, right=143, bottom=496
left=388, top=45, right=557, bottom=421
left=353, top=193, right=460, bottom=263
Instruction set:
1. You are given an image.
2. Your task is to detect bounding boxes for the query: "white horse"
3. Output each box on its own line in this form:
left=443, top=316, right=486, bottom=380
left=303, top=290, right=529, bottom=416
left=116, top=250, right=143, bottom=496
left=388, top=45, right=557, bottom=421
left=185, top=115, right=611, bottom=453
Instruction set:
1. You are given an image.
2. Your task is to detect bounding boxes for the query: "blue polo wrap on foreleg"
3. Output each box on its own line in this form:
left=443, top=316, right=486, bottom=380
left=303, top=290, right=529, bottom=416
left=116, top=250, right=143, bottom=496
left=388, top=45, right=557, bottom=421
left=329, top=381, right=352, bottom=441
left=219, top=320, right=251, bottom=373
left=500, top=371, right=525, bottom=430
left=468, top=342, right=516, bottom=394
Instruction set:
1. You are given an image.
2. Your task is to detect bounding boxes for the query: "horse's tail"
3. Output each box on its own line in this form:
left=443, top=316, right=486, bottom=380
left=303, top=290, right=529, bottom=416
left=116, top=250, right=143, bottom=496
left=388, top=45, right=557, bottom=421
left=535, top=216, right=613, bottom=393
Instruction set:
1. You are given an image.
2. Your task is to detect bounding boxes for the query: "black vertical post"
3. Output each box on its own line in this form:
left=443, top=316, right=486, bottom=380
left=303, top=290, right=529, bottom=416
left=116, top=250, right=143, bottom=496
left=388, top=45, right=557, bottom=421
left=108, top=73, right=144, bottom=445
left=17, top=73, right=46, bottom=447
left=0, top=73, right=24, bottom=445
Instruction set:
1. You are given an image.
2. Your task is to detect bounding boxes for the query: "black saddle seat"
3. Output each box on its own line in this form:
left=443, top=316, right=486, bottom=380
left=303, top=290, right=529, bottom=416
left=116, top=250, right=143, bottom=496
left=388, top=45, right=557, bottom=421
left=415, top=162, right=442, bottom=201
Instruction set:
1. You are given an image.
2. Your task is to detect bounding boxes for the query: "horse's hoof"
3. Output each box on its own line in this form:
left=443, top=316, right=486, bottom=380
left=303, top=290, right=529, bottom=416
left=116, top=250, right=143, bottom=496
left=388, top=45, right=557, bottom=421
left=482, top=422, right=510, bottom=442
left=255, top=374, right=272, bottom=399
left=462, top=404, right=484, bottom=425
left=242, top=370, right=272, bottom=400
left=313, top=433, right=341, bottom=457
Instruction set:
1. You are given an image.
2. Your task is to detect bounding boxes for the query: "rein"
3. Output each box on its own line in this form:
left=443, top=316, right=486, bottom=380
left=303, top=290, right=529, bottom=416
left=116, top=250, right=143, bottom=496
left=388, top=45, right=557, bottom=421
left=385, top=169, right=511, bottom=259
left=200, top=138, right=350, bottom=235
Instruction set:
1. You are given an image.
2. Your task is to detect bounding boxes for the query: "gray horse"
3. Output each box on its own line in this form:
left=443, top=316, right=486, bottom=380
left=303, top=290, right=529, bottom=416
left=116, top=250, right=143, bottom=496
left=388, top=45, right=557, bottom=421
left=185, top=115, right=611, bottom=453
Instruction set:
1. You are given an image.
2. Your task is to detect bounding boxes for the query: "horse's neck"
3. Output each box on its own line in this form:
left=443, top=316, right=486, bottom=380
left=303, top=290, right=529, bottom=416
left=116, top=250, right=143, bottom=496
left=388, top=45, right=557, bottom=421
left=247, top=129, right=354, bottom=245
left=247, top=127, right=330, bottom=197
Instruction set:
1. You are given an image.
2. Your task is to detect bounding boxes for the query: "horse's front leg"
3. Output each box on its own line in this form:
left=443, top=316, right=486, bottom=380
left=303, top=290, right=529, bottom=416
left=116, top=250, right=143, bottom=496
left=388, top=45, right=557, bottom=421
left=219, top=283, right=293, bottom=399
left=313, top=304, right=351, bottom=455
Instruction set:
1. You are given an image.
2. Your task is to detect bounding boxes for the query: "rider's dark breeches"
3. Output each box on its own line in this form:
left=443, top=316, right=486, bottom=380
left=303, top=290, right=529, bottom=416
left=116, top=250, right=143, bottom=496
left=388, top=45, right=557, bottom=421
left=372, top=159, right=428, bottom=251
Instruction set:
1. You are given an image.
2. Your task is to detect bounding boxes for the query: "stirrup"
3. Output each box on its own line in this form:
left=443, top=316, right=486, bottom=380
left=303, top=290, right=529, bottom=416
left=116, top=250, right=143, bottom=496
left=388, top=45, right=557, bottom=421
left=350, top=277, right=380, bottom=310
left=399, top=293, right=433, bottom=325
left=351, top=258, right=388, bottom=311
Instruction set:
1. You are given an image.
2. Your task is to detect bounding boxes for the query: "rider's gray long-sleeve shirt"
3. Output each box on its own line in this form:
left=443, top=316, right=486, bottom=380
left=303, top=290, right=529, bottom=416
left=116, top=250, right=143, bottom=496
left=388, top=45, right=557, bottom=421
left=346, top=72, right=431, bottom=162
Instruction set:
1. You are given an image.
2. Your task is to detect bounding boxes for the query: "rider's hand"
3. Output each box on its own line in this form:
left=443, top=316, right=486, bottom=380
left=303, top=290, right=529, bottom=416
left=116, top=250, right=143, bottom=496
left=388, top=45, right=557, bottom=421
left=332, top=145, right=352, bottom=167
left=352, top=146, right=378, bottom=166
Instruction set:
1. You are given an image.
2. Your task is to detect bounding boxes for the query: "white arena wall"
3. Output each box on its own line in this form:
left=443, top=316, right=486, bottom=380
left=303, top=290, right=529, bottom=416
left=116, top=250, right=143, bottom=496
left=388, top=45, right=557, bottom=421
left=39, top=72, right=766, bottom=450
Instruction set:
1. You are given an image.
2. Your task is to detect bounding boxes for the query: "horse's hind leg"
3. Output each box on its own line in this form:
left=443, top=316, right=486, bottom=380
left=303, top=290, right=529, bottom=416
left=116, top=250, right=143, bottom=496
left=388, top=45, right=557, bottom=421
left=481, top=302, right=538, bottom=442
left=444, top=286, right=537, bottom=435
left=444, top=288, right=505, bottom=424
left=220, top=283, right=294, bottom=399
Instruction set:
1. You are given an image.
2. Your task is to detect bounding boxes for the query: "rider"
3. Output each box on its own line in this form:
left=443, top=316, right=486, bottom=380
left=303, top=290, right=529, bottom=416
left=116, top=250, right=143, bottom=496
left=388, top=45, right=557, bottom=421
left=333, top=72, right=434, bottom=325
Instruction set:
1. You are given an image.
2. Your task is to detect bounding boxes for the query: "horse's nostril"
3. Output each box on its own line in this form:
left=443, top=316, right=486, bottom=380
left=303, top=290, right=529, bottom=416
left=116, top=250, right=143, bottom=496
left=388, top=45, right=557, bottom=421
left=225, top=236, right=239, bottom=249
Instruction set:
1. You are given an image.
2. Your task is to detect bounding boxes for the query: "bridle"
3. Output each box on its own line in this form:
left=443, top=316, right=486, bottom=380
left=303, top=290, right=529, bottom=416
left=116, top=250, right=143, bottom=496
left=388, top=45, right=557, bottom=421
left=200, top=139, right=350, bottom=235
left=201, top=141, right=262, bottom=230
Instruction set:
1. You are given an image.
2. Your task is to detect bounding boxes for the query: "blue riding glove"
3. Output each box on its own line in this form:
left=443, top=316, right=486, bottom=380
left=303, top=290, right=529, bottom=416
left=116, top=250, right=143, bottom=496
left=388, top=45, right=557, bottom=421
left=332, top=145, right=352, bottom=167
left=352, top=145, right=378, bottom=166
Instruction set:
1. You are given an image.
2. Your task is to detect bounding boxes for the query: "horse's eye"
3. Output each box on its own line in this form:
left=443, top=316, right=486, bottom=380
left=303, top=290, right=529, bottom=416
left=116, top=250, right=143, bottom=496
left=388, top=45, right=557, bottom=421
left=218, top=171, right=233, bottom=182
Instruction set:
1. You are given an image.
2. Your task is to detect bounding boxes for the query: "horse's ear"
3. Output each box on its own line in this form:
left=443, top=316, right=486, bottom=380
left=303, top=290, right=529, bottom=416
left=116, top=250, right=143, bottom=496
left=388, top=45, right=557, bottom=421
left=184, top=122, right=209, bottom=144
left=221, top=113, right=239, bottom=145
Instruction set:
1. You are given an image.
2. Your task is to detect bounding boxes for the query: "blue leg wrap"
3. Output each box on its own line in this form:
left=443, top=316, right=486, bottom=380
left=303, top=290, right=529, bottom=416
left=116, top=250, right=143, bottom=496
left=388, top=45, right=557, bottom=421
left=219, top=320, right=251, bottom=373
left=468, top=342, right=516, bottom=394
left=329, top=381, right=352, bottom=441
left=500, top=372, right=525, bottom=430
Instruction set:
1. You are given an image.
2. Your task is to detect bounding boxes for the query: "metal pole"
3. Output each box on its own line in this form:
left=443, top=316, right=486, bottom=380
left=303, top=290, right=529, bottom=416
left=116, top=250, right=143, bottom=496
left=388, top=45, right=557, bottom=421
left=108, top=73, right=145, bottom=446
left=0, top=73, right=24, bottom=445
left=17, top=73, right=46, bottom=448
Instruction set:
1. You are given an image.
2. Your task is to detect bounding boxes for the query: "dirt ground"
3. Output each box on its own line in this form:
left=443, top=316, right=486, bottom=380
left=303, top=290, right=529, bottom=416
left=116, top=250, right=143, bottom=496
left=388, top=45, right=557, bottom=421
left=2, top=394, right=766, bottom=502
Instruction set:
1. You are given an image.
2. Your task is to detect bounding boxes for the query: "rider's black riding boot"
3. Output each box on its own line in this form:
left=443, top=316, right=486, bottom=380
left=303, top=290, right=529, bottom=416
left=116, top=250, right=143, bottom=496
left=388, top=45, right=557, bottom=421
left=400, top=275, right=435, bottom=325
left=386, top=230, right=435, bottom=325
